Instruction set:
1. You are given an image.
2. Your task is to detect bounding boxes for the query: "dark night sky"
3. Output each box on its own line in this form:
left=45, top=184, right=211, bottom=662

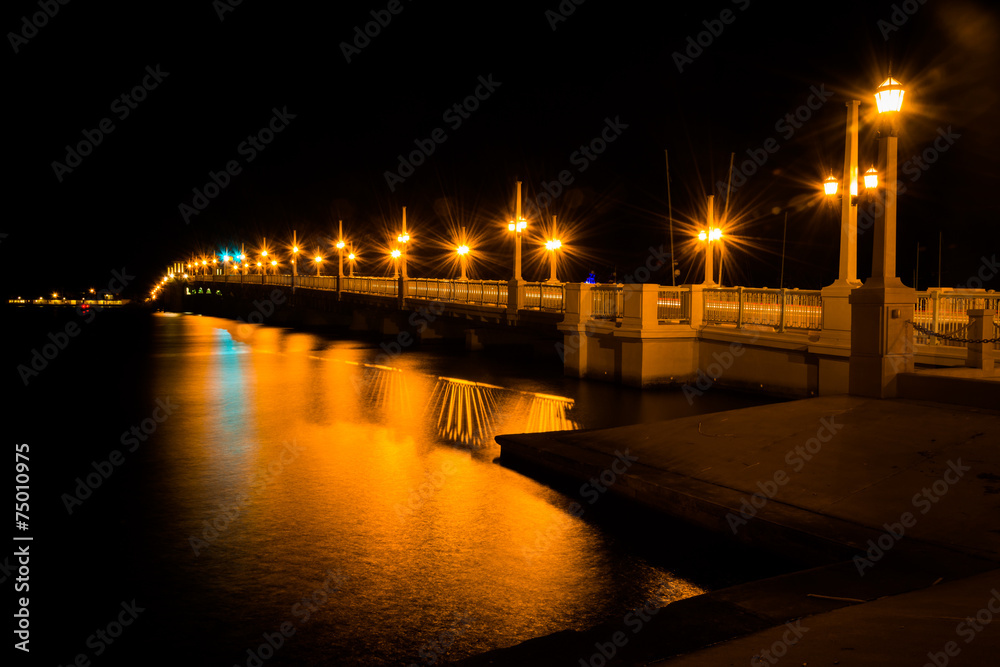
left=5, top=0, right=1000, bottom=299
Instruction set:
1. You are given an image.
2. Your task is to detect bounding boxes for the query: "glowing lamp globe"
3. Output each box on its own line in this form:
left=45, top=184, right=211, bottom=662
left=875, top=77, right=905, bottom=114
left=457, top=245, right=469, bottom=256
left=546, top=239, right=561, bottom=251
left=823, top=175, right=839, bottom=196
left=698, top=230, right=708, bottom=241
left=864, top=166, right=878, bottom=190
left=391, top=249, right=401, bottom=259
left=337, top=241, right=345, bottom=249
left=709, top=228, right=723, bottom=242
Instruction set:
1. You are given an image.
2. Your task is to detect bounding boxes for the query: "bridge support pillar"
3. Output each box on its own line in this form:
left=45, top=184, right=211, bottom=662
left=506, top=278, right=525, bottom=322
left=558, top=283, right=593, bottom=378
left=465, top=329, right=484, bottom=351
left=848, top=281, right=916, bottom=398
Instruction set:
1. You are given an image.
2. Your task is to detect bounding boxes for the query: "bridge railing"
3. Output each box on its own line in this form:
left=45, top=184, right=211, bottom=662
left=294, top=275, right=339, bottom=291
left=344, top=276, right=398, bottom=296
left=407, top=278, right=506, bottom=306
left=591, top=285, right=624, bottom=320
left=524, top=282, right=565, bottom=311
left=704, top=287, right=822, bottom=331
left=657, top=288, right=690, bottom=321
left=914, top=290, right=1000, bottom=349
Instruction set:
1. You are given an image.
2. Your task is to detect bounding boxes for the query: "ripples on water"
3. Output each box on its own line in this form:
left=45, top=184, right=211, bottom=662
left=142, top=313, right=770, bottom=665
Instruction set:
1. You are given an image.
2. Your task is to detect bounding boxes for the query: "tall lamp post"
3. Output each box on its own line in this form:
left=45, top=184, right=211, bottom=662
left=698, top=195, right=722, bottom=286
left=397, top=208, right=409, bottom=280
left=457, top=225, right=470, bottom=281
left=457, top=245, right=469, bottom=281
left=545, top=215, right=561, bottom=283
left=508, top=181, right=527, bottom=281
left=848, top=75, right=915, bottom=398
left=336, top=220, right=346, bottom=278
left=818, top=96, right=881, bottom=388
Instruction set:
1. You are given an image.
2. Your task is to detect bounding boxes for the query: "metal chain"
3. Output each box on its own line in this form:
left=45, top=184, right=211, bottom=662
left=910, top=321, right=1000, bottom=344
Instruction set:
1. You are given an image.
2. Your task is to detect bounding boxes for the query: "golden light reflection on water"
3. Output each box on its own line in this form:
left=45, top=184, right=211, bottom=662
left=150, top=314, right=706, bottom=663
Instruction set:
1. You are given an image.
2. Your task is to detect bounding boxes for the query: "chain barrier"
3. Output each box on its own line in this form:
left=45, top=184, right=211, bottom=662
left=910, top=321, right=1000, bottom=344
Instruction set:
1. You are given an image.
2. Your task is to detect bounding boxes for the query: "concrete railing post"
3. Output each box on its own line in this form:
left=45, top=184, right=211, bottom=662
left=622, top=284, right=659, bottom=330
left=737, top=286, right=744, bottom=329
left=931, top=290, right=941, bottom=345
left=966, top=309, right=995, bottom=371
left=686, top=285, right=705, bottom=328
left=779, top=288, right=787, bottom=333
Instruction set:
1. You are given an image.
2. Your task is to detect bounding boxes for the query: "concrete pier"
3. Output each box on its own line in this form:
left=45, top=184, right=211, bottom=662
left=466, top=395, right=1000, bottom=665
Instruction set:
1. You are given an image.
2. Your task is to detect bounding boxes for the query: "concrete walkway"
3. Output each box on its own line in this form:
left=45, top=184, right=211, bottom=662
left=462, top=395, right=1000, bottom=665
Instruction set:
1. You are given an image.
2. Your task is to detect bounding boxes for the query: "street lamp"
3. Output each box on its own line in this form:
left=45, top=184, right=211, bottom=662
left=348, top=252, right=356, bottom=277
left=871, top=75, right=905, bottom=284
left=824, top=174, right=839, bottom=196
left=314, top=253, right=324, bottom=277
left=848, top=74, right=911, bottom=398
left=508, top=180, right=527, bottom=281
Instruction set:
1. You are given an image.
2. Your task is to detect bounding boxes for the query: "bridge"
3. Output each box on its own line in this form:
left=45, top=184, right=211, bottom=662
left=169, top=271, right=999, bottom=401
